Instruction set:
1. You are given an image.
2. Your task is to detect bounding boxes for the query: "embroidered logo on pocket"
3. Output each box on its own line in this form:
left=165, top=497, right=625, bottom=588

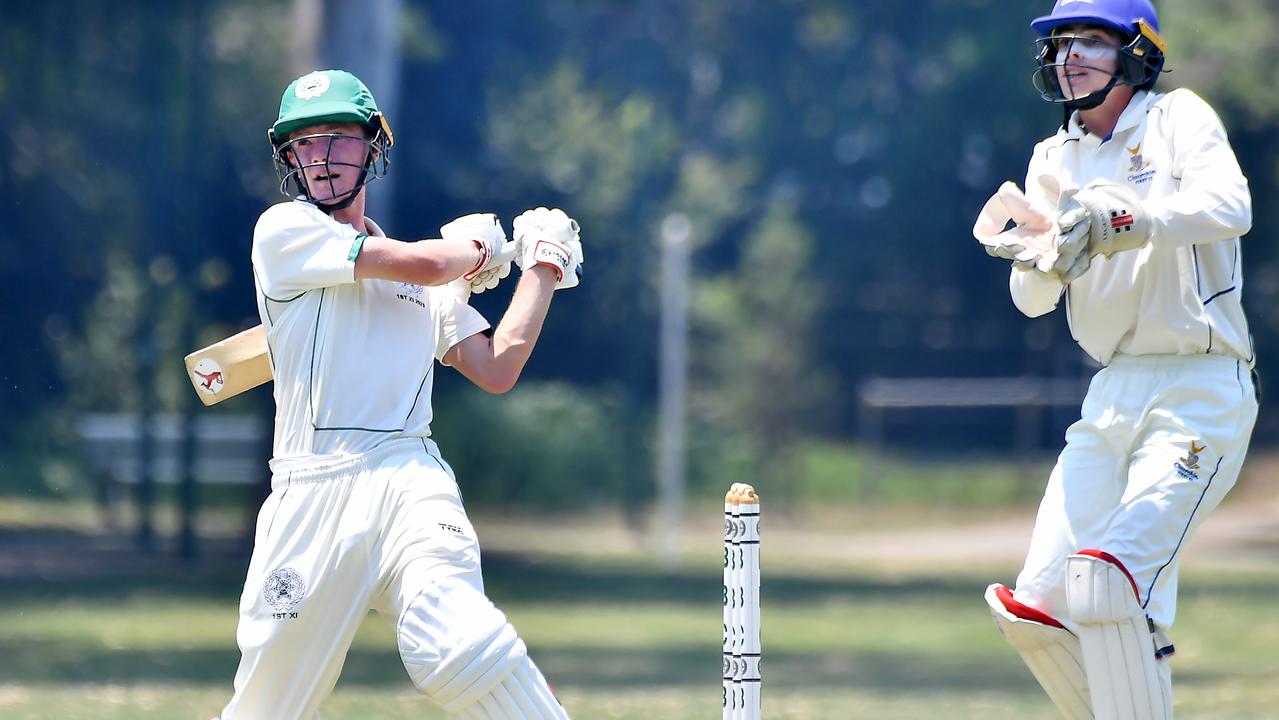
left=264, top=567, right=308, bottom=615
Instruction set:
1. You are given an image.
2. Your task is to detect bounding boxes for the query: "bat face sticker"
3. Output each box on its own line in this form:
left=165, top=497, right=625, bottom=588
left=192, top=358, right=226, bottom=394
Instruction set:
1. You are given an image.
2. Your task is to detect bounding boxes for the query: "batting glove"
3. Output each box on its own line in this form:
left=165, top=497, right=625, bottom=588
left=440, top=213, right=512, bottom=289
left=512, top=207, right=583, bottom=290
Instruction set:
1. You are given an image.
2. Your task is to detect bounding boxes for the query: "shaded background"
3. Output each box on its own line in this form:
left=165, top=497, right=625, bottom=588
left=4, top=0, right=1278, bottom=507
left=1, top=1, right=1278, bottom=718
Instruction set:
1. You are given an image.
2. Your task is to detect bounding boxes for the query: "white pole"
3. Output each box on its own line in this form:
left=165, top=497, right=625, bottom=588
left=657, top=212, right=691, bottom=569
left=295, top=0, right=402, bottom=225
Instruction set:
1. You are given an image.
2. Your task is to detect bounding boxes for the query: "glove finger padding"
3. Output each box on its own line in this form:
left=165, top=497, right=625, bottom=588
left=973, top=181, right=1059, bottom=272
left=1047, top=183, right=1150, bottom=283
left=1050, top=220, right=1091, bottom=279
left=558, top=241, right=583, bottom=290
left=513, top=207, right=583, bottom=290
left=1064, top=182, right=1151, bottom=258
left=441, top=213, right=509, bottom=281
left=1062, top=251, right=1093, bottom=283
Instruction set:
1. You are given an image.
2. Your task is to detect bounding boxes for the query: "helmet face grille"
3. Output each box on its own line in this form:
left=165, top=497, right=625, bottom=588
left=1030, top=31, right=1164, bottom=107
left=1028, top=0, right=1166, bottom=104
left=272, top=129, right=391, bottom=211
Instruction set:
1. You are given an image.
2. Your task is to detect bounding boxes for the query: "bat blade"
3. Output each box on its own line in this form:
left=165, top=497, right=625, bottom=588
left=184, top=324, right=272, bottom=406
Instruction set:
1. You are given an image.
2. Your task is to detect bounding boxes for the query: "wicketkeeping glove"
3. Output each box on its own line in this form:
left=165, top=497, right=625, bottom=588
left=1051, top=182, right=1151, bottom=282
left=512, top=207, right=584, bottom=290
left=973, top=181, right=1059, bottom=272
left=440, top=213, right=512, bottom=292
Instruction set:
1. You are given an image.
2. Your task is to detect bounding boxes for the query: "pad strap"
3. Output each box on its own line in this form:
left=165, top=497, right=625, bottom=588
left=1065, top=552, right=1172, bottom=720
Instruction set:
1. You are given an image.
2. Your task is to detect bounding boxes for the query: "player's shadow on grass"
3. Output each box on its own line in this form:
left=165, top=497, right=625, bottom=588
left=479, top=551, right=1279, bottom=606
left=0, top=638, right=1249, bottom=697
left=4, top=529, right=1277, bottom=696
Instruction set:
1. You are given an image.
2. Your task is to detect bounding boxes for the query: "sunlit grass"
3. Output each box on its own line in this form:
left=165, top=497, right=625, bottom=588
left=1, top=560, right=1275, bottom=719
left=1, top=451, right=1276, bottom=720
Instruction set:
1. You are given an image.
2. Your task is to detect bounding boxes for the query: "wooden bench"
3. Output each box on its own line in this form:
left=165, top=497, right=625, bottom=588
left=856, top=376, right=1090, bottom=497
left=75, top=412, right=269, bottom=557
left=76, top=412, right=267, bottom=487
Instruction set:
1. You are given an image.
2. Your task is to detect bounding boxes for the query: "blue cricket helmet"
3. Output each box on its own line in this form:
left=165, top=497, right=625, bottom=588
left=1029, top=0, right=1167, bottom=108
left=1031, top=0, right=1160, bottom=38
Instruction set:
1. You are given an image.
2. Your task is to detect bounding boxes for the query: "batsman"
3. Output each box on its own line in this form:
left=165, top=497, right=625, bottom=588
left=977, top=1, right=1258, bottom=718
left=217, top=69, right=580, bottom=719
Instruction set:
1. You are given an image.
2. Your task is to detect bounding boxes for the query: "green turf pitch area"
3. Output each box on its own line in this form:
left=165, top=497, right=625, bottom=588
left=1, top=503, right=1277, bottom=719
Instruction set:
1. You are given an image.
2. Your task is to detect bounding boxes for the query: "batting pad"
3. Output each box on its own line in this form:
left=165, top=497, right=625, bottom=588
left=457, top=664, right=566, bottom=720
left=985, top=584, right=1092, bottom=720
left=398, top=577, right=568, bottom=719
left=1066, top=551, right=1172, bottom=720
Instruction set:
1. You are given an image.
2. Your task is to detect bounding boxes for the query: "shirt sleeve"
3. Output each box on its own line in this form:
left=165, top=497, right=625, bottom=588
left=252, top=202, right=364, bottom=298
left=1144, top=89, right=1253, bottom=248
left=428, top=287, right=491, bottom=363
left=1008, top=143, right=1067, bottom=317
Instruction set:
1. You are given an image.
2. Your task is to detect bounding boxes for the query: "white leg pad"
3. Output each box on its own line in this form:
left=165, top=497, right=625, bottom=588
left=458, top=664, right=566, bottom=720
left=1066, top=552, right=1172, bottom=720
left=397, top=578, right=569, bottom=719
left=985, top=584, right=1092, bottom=720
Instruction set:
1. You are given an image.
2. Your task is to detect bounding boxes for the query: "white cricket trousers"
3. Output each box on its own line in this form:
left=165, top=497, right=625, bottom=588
left=1013, top=354, right=1258, bottom=634
left=221, top=438, right=488, bottom=719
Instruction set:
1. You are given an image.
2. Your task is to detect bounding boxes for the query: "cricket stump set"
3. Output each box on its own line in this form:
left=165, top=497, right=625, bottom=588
left=723, top=483, right=761, bottom=719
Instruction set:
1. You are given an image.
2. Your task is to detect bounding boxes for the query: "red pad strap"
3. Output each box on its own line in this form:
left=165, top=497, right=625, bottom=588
left=1075, top=548, right=1140, bottom=602
left=993, top=584, right=1065, bottom=629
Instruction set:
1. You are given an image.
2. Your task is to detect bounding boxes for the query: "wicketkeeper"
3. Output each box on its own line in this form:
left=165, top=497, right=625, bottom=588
left=218, top=69, right=580, bottom=719
left=976, top=1, right=1259, bottom=718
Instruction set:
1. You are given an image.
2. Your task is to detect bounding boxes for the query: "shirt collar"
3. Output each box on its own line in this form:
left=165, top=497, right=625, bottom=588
left=1061, top=89, right=1153, bottom=142
left=1111, top=90, right=1153, bottom=137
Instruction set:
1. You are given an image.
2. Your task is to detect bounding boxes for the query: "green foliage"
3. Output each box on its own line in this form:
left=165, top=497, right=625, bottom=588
left=0, top=406, right=90, bottom=498
left=691, top=197, right=833, bottom=488
left=4, top=0, right=1279, bottom=510
left=432, top=382, right=630, bottom=509
left=1159, top=0, right=1279, bottom=126
left=488, top=62, right=681, bottom=220
left=682, top=419, right=768, bottom=498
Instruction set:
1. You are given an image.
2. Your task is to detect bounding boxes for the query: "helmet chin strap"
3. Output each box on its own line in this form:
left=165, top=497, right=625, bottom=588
left=308, top=151, right=376, bottom=214
left=1064, top=72, right=1121, bottom=111
left=312, top=173, right=367, bottom=213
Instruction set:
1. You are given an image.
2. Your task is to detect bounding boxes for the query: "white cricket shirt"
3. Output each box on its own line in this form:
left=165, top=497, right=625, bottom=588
left=1010, top=89, right=1254, bottom=366
left=251, top=200, right=489, bottom=472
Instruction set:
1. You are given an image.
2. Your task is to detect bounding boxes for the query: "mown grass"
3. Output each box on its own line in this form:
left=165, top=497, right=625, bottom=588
left=1, top=526, right=1276, bottom=719
left=1, top=447, right=1276, bottom=719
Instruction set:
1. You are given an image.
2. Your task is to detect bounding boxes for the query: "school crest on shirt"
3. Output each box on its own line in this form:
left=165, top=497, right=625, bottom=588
left=1126, top=143, right=1156, bottom=184
left=395, top=281, right=427, bottom=309
left=1174, top=440, right=1206, bottom=480
left=264, top=567, right=307, bottom=618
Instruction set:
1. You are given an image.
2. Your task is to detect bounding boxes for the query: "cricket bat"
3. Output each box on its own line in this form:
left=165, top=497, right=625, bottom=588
left=183, top=243, right=526, bottom=406
left=185, top=324, right=272, bottom=406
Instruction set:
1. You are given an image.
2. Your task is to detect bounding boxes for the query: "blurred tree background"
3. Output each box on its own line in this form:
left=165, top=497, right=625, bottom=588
left=2, top=0, right=1277, bottom=513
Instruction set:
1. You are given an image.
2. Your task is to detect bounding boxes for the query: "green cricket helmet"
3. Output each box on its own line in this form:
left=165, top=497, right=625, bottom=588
left=268, top=69, right=394, bottom=211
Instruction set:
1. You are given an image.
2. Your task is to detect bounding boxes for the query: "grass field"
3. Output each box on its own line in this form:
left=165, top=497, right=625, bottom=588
left=1, top=485, right=1277, bottom=719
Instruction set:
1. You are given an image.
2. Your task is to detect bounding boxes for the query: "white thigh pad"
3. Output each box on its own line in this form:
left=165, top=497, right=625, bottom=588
left=985, top=584, right=1092, bottom=720
left=397, top=577, right=568, bottom=719
left=1065, top=552, right=1171, bottom=720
